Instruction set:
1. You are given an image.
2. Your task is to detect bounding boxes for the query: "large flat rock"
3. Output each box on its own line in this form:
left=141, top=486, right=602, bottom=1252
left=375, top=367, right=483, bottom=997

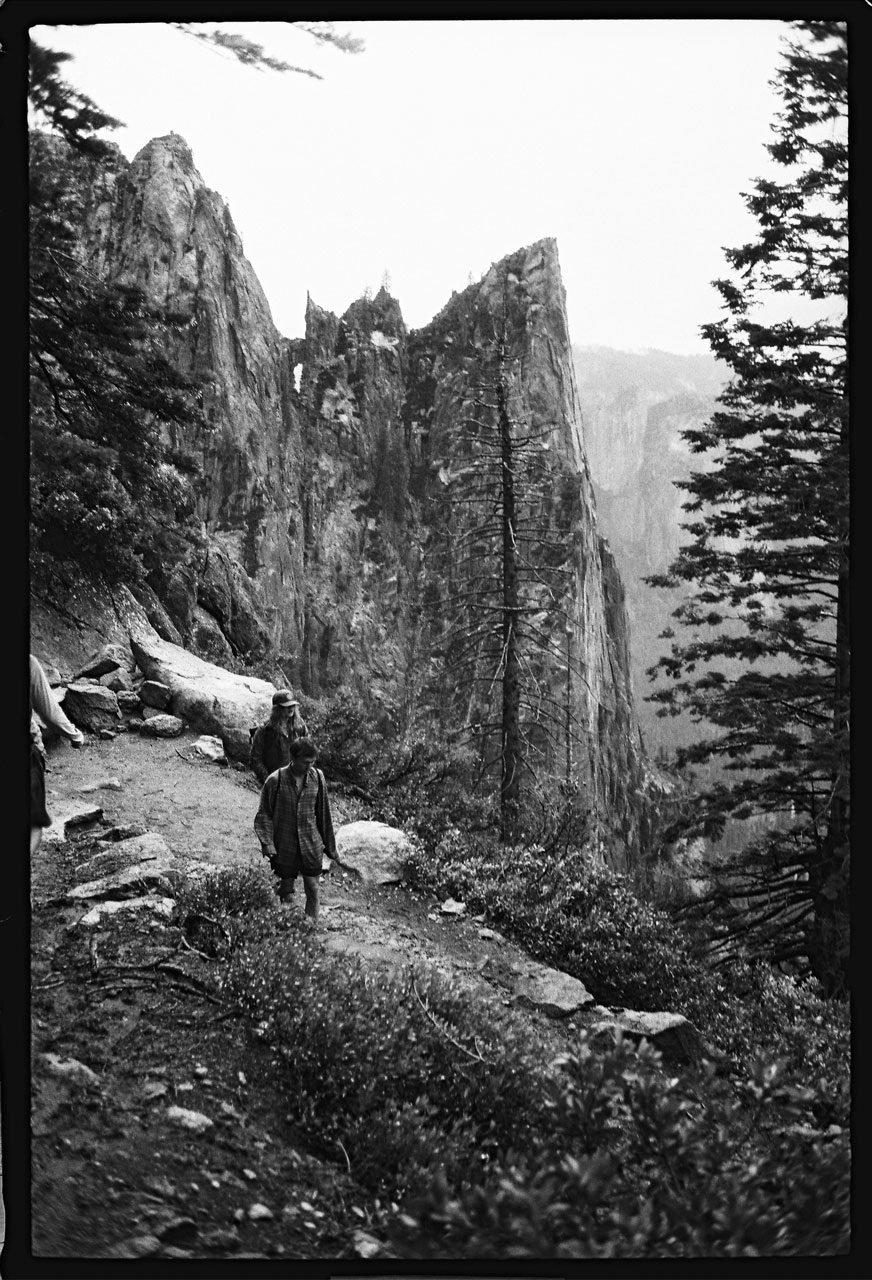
left=131, top=634, right=277, bottom=762
left=67, top=835, right=175, bottom=901
left=333, top=820, right=410, bottom=886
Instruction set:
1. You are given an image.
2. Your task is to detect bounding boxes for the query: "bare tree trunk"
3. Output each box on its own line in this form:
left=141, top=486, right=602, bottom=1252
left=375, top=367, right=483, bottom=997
left=497, top=344, right=520, bottom=844
left=810, top=549, right=850, bottom=995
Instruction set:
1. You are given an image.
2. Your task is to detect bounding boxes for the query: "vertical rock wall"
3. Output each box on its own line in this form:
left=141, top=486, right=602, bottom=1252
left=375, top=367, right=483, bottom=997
left=37, top=131, right=648, bottom=860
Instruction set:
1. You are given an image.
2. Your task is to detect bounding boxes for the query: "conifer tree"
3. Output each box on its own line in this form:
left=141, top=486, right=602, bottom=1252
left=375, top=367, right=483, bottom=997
left=29, top=42, right=208, bottom=589
left=647, top=22, right=848, bottom=993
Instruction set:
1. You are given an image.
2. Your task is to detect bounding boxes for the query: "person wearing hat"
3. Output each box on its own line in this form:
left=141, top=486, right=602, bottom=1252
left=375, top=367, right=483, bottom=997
left=249, top=689, right=308, bottom=786
left=254, top=737, right=336, bottom=921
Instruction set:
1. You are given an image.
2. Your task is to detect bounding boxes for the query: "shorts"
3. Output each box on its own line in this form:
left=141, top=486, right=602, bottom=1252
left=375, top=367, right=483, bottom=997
left=31, top=743, right=50, bottom=828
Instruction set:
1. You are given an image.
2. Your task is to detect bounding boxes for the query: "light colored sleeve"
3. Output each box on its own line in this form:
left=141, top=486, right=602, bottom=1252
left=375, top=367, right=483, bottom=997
left=30, top=655, right=81, bottom=740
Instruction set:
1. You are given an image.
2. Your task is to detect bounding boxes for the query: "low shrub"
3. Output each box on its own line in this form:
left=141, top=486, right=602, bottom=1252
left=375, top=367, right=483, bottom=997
left=389, top=1034, right=851, bottom=1258
left=174, top=864, right=279, bottom=956
left=220, top=920, right=565, bottom=1196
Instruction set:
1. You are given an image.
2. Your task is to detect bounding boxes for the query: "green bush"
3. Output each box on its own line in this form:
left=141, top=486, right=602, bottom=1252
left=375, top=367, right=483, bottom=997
left=174, top=864, right=279, bottom=956
left=389, top=1034, right=851, bottom=1258
left=220, top=921, right=562, bottom=1195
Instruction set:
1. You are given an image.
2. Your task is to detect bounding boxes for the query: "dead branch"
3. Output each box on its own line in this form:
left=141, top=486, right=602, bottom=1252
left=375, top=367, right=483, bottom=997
left=412, top=980, right=490, bottom=1065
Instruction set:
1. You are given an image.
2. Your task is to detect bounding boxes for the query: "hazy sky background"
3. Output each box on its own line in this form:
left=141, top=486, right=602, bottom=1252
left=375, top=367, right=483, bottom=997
left=33, top=18, right=789, bottom=353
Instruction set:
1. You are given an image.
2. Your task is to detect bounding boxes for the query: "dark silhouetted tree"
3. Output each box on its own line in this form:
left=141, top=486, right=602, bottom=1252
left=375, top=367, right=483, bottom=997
left=647, top=22, right=848, bottom=994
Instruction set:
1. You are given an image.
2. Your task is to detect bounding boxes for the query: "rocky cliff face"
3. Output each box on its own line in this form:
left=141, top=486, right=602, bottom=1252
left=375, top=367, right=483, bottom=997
left=573, top=347, right=726, bottom=755
left=34, top=132, right=648, bottom=861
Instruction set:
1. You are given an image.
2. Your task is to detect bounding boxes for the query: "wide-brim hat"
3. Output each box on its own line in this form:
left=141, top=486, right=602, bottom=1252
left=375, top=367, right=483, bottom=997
left=272, top=689, right=299, bottom=707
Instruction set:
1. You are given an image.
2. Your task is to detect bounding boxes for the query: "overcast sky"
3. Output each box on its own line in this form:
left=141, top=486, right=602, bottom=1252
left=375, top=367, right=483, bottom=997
left=32, top=18, right=789, bottom=353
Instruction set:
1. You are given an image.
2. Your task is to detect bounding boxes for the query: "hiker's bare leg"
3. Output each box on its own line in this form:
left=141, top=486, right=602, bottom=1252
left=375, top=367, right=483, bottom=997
left=302, top=875, right=320, bottom=922
left=278, top=876, right=295, bottom=903
left=31, top=827, right=43, bottom=857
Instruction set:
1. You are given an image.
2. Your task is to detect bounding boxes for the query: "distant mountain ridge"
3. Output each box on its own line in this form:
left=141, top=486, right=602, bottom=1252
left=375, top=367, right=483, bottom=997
left=573, top=344, right=728, bottom=755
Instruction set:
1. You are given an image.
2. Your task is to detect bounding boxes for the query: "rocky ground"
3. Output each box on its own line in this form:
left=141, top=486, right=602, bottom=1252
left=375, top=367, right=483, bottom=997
left=27, top=727, right=641, bottom=1262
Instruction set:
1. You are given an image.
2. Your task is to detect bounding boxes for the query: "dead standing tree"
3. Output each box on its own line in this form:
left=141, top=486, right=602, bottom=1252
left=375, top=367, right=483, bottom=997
left=427, top=284, right=594, bottom=844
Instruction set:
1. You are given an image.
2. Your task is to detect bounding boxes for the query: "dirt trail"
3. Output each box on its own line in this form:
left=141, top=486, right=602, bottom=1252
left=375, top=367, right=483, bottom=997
left=28, top=727, right=599, bottom=1261
left=41, top=729, right=596, bottom=1038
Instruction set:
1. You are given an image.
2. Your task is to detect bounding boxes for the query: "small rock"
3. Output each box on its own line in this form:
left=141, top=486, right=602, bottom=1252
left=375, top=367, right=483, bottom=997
left=219, top=1101, right=246, bottom=1122
left=98, top=729, right=116, bottom=740
left=62, top=683, right=121, bottom=733
left=233, top=1208, right=246, bottom=1222
left=116, top=691, right=142, bottom=713
left=106, top=1234, right=161, bottom=1258
left=200, top=1227, right=240, bottom=1251
left=194, top=1065, right=208, bottom=1077
left=98, top=824, right=147, bottom=842
left=156, top=1216, right=198, bottom=1244
left=138, top=713, right=185, bottom=738
left=77, top=895, right=176, bottom=929
left=441, top=897, right=466, bottom=915
left=43, top=801, right=104, bottom=845
left=353, top=1229, right=383, bottom=1259
left=140, top=679, right=172, bottom=710
left=142, top=1081, right=169, bottom=1101
left=478, top=927, right=496, bottom=939
left=166, top=1105, right=213, bottom=1133
left=248, top=1203, right=274, bottom=1221
left=144, top=1175, right=177, bottom=1198
left=79, top=778, right=122, bottom=794
left=242, top=1168, right=257, bottom=1181
left=40, top=1052, right=101, bottom=1087
left=192, top=735, right=226, bottom=763
left=101, top=668, right=135, bottom=693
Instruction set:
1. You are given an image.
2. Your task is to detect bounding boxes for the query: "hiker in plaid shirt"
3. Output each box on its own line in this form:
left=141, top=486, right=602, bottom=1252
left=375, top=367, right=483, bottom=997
left=254, top=738, right=336, bottom=923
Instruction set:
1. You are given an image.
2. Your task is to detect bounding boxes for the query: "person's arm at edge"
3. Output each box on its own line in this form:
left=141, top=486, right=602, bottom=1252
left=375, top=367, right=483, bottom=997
left=254, top=774, right=278, bottom=860
left=315, top=770, right=336, bottom=859
left=30, top=655, right=83, bottom=744
left=250, top=726, right=268, bottom=785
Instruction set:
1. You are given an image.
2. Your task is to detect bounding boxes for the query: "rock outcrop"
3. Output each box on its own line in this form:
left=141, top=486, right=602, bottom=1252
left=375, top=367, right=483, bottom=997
left=573, top=346, right=726, bottom=755
left=31, top=130, right=653, bottom=865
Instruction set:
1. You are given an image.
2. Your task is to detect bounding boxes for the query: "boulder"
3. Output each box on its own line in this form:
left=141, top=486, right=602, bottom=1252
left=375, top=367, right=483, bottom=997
left=116, top=691, right=142, bottom=713
left=590, top=1010, right=705, bottom=1065
left=73, top=642, right=131, bottom=680
left=101, top=668, right=135, bottom=693
left=138, top=713, right=185, bottom=738
left=333, top=820, right=410, bottom=885
left=513, top=962, right=595, bottom=1017
left=130, top=633, right=277, bottom=762
left=62, top=683, right=121, bottom=733
left=140, top=680, right=172, bottom=710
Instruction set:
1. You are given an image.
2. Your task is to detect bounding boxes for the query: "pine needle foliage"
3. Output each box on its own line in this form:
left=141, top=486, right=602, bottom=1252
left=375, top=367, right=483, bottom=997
left=646, top=22, right=848, bottom=994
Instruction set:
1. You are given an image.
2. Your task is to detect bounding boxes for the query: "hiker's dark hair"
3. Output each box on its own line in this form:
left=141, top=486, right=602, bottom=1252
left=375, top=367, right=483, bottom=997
left=289, top=737, right=317, bottom=762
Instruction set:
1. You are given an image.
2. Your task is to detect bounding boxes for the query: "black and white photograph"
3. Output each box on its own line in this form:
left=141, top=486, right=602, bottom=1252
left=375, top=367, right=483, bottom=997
left=4, top=0, right=858, bottom=1270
